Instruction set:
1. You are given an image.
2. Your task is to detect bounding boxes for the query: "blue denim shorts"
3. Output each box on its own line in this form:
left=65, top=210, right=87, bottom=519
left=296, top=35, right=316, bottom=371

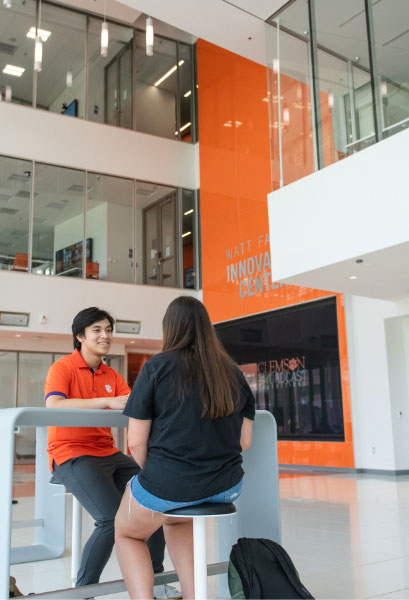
left=129, top=475, right=243, bottom=514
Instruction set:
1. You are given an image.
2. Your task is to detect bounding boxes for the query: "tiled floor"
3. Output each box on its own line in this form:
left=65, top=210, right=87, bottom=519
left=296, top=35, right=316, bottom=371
left=10, top=469, right=409, bottom=598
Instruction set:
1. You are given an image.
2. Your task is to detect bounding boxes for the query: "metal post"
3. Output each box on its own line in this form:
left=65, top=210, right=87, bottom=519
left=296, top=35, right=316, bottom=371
left=364, top=0, right=382, bottom=141
left=82, top=171, right=88, bottom=279
left=193, top=517, right=207, bottom=600
left=71, top=497, right=82, bottom=585
left=28, top=161, right=36, bottom=274
left=347, top=60, right=357, bottom=145
left=276, top=19, right=284, bottom=189
left=308, top=0, right=324, bottom=169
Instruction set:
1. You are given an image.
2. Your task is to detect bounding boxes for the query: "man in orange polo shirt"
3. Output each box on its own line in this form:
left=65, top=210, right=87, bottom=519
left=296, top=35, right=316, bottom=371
left=45, top=307, right=178, bottom=599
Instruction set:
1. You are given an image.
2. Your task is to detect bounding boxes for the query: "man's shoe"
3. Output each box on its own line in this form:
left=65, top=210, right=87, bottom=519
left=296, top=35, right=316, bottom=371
left=153, top=583, right=183, bottom=599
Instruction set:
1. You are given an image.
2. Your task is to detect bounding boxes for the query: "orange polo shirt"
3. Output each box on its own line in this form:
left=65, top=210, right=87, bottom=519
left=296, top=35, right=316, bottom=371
left=45, top=349, right=130, bottom=470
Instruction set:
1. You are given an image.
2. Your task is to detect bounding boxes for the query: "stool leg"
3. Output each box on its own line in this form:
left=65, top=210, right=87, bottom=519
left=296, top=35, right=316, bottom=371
left=193, top=517, right=207, bottom=600
left=71, top=496, right=82, bottom=586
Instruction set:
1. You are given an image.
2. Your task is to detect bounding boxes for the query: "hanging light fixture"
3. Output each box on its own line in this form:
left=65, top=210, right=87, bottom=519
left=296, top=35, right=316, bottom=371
left=66, top=70, right=73, bottom=87
left=101, top=1, right=108, bottom=57
left=3, top=0, right=12, bottom=8
left=34, top=0, right=43, bottom=72
left=146, top=16, right=154, bottom=56
left=5, top=85, right=12, bottom=101
left=101, top=21, right=108, bottom=57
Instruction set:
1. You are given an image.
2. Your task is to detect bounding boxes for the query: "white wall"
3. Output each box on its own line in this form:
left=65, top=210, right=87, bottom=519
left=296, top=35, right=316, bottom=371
left=54, top=203, right=108, bottom=278
left=0, top=102, right=199, bottom=190
left=0, top=270, right=200, bottom=342
left=267, top=127, right=409, bottom=283
left=345, top=293, right=409, bottom=471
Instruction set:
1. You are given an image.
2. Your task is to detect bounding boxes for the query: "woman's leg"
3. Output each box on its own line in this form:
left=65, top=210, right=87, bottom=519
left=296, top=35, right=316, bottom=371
left=163, top=517, right=194, bottom=600
left=115, top=485, right=165, bottom=600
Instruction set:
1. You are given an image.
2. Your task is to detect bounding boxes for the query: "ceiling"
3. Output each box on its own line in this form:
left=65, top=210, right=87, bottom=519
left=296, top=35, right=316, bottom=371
left=278, top=241, right=409, bottom=302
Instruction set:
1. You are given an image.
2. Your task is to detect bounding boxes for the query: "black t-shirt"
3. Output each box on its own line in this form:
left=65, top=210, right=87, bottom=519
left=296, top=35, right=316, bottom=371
left=123, top=350, right=256, bottom=502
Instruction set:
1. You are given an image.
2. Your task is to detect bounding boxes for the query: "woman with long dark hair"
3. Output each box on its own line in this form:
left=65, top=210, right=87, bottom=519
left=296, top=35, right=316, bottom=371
left=115, top=296, right=255, bottom=599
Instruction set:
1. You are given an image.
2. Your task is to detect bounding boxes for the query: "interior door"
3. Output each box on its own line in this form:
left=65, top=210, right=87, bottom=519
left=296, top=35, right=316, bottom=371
left=119, top=45, right=133, bottom=129
left=105, top=42, right=133, bottom=128
left=143, top=194, right=177, bottom=286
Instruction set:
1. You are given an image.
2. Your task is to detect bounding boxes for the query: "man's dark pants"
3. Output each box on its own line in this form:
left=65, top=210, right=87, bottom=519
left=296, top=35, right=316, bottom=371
left=53, top=452, right=165, bottom=586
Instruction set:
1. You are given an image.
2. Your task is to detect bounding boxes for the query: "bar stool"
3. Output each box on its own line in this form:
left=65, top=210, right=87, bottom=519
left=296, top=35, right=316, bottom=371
left=49, top=475, right=82, bottom=585
left=165, top=502, right=236, bottom=600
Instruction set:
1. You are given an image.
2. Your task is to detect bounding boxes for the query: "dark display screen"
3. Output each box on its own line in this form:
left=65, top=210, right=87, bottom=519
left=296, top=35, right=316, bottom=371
left=215, top=298, right=345, bottom=441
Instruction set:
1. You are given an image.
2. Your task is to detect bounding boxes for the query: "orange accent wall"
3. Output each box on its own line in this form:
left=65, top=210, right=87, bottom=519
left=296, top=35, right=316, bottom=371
left=197, top=39, right=354, bottom=468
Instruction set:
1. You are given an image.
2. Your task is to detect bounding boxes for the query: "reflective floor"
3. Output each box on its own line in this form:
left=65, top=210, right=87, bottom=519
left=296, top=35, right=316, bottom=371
left=10, top=470, right=409, bottom=599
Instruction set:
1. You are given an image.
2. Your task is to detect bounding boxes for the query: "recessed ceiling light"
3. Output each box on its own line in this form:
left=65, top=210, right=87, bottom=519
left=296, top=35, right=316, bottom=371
left=184, top=90, right=192, bottom=98
left=184, top=209, right=194, bottom=215
left=349, top=275, right=358, bottom=280
left=129, top=341, right=135, bottom=344
left=14, top=334, right=21, bottom=338
left=181, top=231, right=192, bottom=238
left=179, top=122, right=191, bottom=132
left=2, top=64, right=25, bottom=77
left=32, top=336, right=43, bottom=340
left=26, top=27, right=51, bottom=42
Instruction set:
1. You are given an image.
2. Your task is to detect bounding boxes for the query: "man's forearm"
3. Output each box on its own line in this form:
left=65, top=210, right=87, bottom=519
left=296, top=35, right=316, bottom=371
left=46, top=396, right=109, bottom=409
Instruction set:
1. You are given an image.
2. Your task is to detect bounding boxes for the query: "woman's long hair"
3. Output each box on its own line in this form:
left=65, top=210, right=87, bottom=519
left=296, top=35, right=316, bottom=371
left=162, top=296, right=239, bottom=419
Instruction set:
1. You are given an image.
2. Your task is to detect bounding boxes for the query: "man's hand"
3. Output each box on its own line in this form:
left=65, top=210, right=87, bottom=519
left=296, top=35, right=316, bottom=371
left=107, top=394, right=129, bottom=410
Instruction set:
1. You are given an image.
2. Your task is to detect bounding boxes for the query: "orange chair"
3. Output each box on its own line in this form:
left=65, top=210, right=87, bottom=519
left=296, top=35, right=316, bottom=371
left=86, top=261, right=99, bottom=279
left=12, top=253, right=28, bottom=271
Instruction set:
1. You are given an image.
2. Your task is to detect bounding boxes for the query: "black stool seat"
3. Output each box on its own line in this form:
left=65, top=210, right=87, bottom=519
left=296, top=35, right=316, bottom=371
left=165, top=502, right=236, bottom=517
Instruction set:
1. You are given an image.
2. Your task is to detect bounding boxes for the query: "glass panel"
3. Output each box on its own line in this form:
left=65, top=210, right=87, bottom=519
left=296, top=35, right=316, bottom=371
left=182, top=189, right=195, bottom=289
left=0, top=351, right=17, bottom=408
left=178, top=43, right=194, bottom=142
left=36, top=4, right=86, bottom=118
left=119, top=45, right=133, bottom=129
left=15, top=353, right=53, bottom=463
left=314, top=0, right=375, bottom=164
left=105, top=59, right=118, bottom=126
left=0, top=155, right=31, bottom=271
left=136, top=181, right=176, bottom=285
left=267, top=10, right=315, bottom=187
left=144, top=202, right=159, bottom=286
left=134, top=31, right=178, bottom=139
left=32, top=163, right=85, bottom=277
left=0, top=0, right=36, bottom=106
left=87, top=173, right=134, bottom=283
left=88, top=17, right=133, bottom=126
left=372, top=0, right=409, bottom=137
left=215, top=298, right=344, bottom=442
left=160, top=195, right=177, bottom=287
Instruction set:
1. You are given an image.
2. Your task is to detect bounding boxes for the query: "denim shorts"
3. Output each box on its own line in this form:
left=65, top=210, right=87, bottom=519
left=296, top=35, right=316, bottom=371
left=129, top=475, right=243, bottom=514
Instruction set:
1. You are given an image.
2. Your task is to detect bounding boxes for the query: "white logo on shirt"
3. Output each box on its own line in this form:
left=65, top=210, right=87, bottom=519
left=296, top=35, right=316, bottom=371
left=105, top=384, right=112, bottom=393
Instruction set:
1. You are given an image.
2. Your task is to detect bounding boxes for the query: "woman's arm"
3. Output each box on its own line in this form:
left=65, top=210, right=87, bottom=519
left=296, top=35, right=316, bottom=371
left=127, top=417, right=152, bottom=468
left=240, top=417, right=253, bottom=451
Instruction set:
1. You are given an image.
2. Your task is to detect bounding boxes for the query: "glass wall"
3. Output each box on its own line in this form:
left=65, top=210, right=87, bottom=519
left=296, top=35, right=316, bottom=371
left=0, top=156, right=32, bottom=271
left=0, top=0, right=36, bottom=106
left=372, top=0, right=409, bottom=138
left=87, top=173, right=134, bottom=283
left=88, top=17, right=134, bottom=128
left=0, top=153, right=200, bottom=289
left=0, top=351, right=17, bottom=409
left=269, top=1, right=315, bottom=187
left=267, top=0, right=409, bottom=172
left=0, top=1, right=197, bottom=141
left=32, top=163, right=85, bottom=277
left=36, top=4, right=86, bottom=117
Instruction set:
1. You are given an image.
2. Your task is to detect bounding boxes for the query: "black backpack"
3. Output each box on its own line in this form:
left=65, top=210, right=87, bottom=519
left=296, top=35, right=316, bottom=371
left=228, top=537, right=315, bottom=599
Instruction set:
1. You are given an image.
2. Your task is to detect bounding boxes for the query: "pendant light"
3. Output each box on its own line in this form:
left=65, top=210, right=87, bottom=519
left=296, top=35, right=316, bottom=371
left=66, top=70, right=73, bottom=87
left=3, top=0, right=12, bottom=8
left=101, top=1, right=108, bottom=57
left=34, top=0, right=43, bottom=72
left=5, top=85, right=12, bottom=102
left=146, top=16, right=154, bottom=56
